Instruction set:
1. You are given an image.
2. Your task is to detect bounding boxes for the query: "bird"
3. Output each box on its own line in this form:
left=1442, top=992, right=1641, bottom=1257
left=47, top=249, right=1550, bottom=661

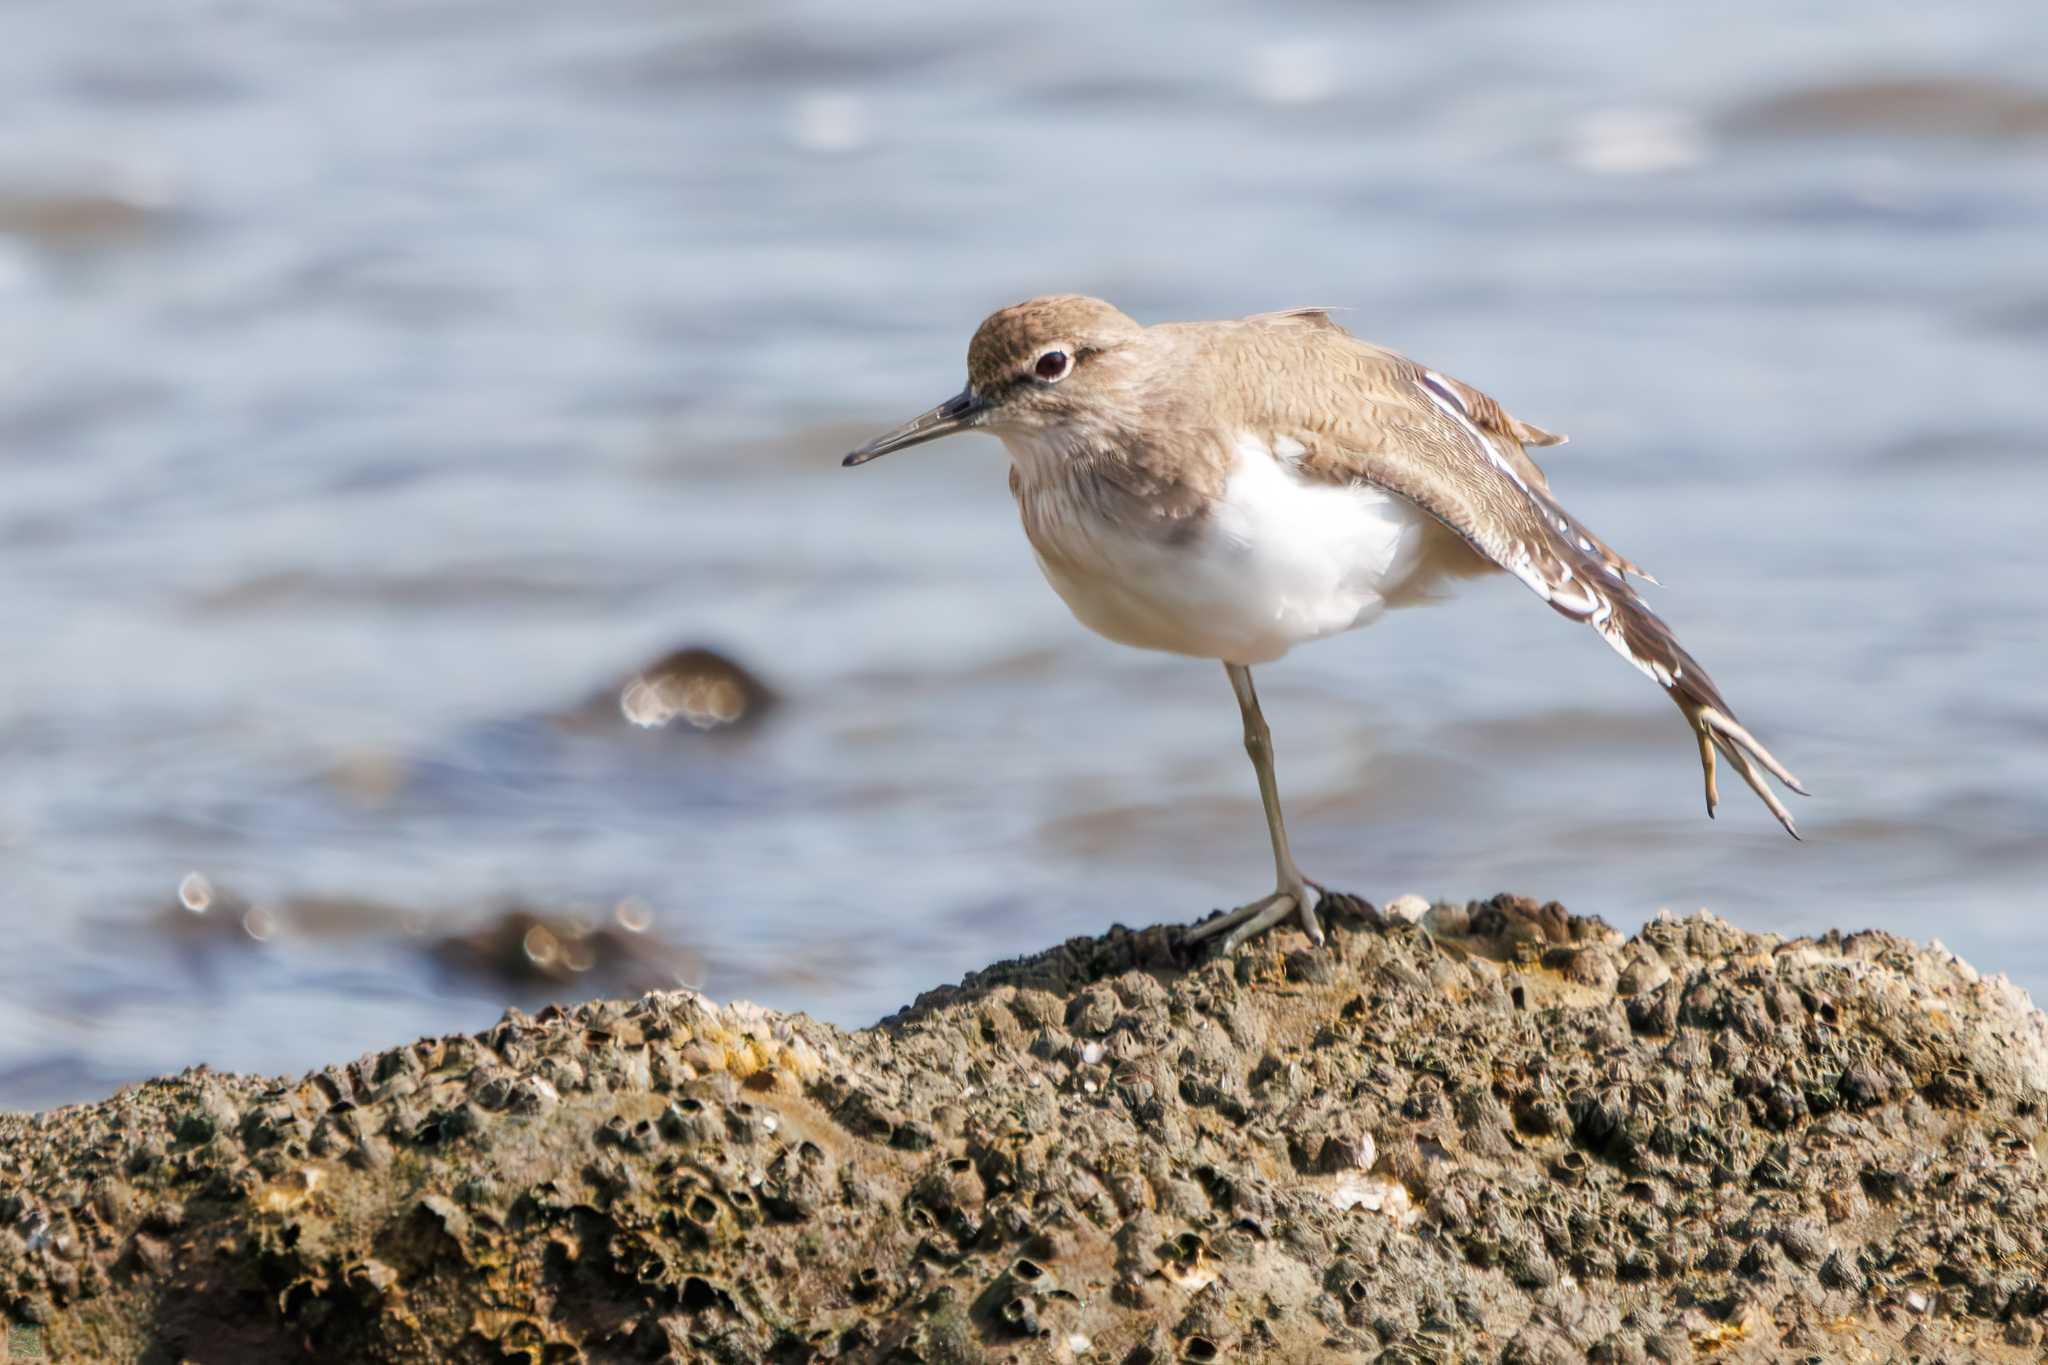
left=842, top=296, right=1805, bottom=953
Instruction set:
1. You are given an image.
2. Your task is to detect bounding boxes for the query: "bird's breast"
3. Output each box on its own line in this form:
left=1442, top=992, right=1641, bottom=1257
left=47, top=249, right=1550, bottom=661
left=1004, top=431, right=1448, bottom=664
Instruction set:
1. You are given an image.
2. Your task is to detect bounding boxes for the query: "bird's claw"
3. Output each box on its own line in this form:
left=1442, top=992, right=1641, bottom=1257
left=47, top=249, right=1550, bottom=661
left=1185, top=879, right=1324, bottom=954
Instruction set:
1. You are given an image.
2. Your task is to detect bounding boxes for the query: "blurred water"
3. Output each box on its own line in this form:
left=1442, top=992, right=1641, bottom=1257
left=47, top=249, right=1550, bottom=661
left=2, top=0, right=2045, bottom=1108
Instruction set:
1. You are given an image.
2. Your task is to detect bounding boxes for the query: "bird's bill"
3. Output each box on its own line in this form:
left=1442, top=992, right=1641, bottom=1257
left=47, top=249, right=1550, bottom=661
left=842, top=387, right=987, bottom=466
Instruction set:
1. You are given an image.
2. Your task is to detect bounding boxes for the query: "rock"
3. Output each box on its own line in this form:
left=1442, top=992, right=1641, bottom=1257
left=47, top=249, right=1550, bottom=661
left=1421, top=900, right=1469, bottom=937
left=1726, top=76, right=2048, bottom=140
left=557, top=644, right=777, bottom=735
left=1384, top=893, right=1430, bottom=923
left=4, top=900, right=2046, bottom=1362
left=431, top=904, right=701, bottom=996
left=1616, top=951, right=1672, bottom=996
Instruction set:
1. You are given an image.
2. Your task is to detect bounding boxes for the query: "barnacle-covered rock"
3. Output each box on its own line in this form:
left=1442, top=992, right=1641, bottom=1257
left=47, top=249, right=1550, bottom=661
left=3, top=904, right=2047, bottom=1361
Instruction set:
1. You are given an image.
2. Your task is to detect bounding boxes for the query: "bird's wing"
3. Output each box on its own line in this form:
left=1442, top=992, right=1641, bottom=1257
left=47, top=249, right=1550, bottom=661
left=1240, top=316, right=1806, bottom=834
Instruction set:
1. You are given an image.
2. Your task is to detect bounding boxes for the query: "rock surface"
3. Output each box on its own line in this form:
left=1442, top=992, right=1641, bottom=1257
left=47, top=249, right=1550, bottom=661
left=5, top=894, right=2048, bottom=1363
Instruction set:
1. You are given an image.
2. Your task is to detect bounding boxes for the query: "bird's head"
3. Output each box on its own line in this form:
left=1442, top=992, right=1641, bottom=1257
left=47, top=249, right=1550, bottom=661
left=842, top=295, right=1144, bottom=466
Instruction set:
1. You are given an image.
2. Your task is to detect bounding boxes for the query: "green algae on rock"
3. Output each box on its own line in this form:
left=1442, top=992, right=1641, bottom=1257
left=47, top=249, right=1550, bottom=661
left=4, top=896, right=2048, bottom=1362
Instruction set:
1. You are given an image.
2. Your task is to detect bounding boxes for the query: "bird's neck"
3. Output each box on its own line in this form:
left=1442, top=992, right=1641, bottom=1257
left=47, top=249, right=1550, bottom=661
left=1000, top=417, right=1227, bottom=547
left=998, top=423, right=1123, bottom=494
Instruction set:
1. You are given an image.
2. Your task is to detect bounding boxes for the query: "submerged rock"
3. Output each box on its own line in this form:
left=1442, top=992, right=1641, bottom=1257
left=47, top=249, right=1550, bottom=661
left=1726, top=75, right=2048, bottom=140
left=431, top=901, right=701, bottom=996
left=556, top=644, right=778, bottom=736
left=4, top=897, right=2047, bottom=1362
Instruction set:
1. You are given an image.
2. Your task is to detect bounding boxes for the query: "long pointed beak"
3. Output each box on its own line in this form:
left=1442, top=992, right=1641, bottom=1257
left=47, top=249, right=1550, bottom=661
left=842, top=386, right=987, bottom=466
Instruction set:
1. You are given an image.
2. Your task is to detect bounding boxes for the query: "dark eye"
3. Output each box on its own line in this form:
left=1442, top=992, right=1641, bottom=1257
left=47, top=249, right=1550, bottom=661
left=1034, top=350, right=1071, bottom=382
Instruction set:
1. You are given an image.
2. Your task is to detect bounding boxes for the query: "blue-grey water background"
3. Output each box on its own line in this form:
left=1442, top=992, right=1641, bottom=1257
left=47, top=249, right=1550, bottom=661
left=2, top=1, right=2045, bottom=1108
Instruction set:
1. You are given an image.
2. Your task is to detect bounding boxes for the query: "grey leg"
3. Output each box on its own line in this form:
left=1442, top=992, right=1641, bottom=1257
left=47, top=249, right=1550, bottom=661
left=1183, top=663, right=1324, bottom=952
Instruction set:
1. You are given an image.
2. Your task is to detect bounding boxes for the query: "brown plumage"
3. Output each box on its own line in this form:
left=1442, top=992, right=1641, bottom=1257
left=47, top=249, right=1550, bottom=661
left=1196, top=307, right=1803, bottom=833
left=846, top=296, right=1806, bottom=950
left=979, top=298, right=1804, bottom=833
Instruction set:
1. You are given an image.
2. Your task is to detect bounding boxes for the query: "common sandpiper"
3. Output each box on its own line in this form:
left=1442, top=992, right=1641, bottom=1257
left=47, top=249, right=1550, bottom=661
left=844, top=296, right=1805, bottom=952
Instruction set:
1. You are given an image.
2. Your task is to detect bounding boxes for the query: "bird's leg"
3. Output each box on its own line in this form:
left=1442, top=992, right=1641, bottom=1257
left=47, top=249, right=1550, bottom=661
left=1184, top=663, right=1325, bottom=953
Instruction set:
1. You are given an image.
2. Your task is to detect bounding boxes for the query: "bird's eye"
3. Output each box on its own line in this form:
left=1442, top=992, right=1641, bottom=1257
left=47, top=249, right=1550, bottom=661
left=1034, top=350, right=1071, bottom=382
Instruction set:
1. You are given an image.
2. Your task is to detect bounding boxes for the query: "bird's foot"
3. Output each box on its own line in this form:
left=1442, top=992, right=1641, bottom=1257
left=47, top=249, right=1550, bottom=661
left=1184, top=877, right=1324, bottom=954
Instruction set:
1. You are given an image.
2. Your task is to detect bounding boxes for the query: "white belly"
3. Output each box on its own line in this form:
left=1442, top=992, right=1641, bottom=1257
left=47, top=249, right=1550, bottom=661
left=1015, top=433, right=1438, bottom=664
